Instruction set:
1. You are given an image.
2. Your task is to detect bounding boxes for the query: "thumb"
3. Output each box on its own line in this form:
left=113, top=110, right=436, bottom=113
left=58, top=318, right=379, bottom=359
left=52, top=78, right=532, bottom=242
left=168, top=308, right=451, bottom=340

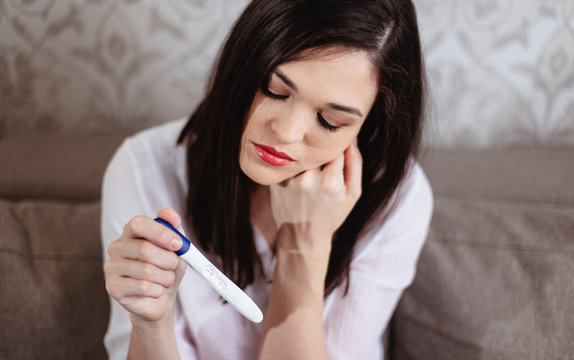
left=157, top=208, right=188, bottom=286
left=156, top=208, right=185, bottom=235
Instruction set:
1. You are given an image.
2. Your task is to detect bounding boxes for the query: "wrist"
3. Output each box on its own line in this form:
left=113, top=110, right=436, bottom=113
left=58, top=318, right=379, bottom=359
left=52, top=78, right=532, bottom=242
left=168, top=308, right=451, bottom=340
left=129, top=298, right=177, bottom=331
left=275, top=222, right=332, bottom=254
left=274, top=224, right=332, bottom=289
left=128, top=310, right=180, bottom=360
left=130, top=313, right=174, bottom=332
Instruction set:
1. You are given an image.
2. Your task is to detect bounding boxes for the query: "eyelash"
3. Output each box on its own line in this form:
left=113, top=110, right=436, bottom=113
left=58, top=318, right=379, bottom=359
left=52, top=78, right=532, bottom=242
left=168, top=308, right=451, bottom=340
left=260, top=85, right=340, bottom=133
left=261, top=86, right=288, bottom=100
left=317, top=113, right=339, bottom=133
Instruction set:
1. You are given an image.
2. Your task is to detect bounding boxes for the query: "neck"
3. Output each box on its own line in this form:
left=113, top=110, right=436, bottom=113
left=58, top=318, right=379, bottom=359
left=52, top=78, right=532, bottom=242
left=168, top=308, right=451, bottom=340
left=250, top=185, right=278, bottom=250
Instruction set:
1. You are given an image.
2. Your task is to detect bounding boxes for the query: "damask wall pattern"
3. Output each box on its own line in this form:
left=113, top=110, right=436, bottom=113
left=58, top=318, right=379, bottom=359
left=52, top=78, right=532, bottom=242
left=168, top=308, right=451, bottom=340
left=0, top=0, right=250, bottom=136
left=417, top=0, right=574, bottom=147
left=0, top=0, right=573, bottom=147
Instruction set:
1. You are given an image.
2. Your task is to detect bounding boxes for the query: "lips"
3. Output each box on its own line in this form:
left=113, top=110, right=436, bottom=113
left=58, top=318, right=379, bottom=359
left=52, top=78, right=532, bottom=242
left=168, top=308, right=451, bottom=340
left=253, top=143, right=294, bottom=166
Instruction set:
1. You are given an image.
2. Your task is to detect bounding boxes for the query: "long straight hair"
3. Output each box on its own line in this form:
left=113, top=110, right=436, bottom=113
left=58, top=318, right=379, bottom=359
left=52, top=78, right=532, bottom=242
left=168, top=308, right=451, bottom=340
left=178, top=0, right=426, bottom=295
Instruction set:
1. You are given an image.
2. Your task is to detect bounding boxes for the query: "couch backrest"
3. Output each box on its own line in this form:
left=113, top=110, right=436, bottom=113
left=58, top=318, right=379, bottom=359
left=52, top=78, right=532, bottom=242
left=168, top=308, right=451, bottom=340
left=390, top=148, right=574, bottom=359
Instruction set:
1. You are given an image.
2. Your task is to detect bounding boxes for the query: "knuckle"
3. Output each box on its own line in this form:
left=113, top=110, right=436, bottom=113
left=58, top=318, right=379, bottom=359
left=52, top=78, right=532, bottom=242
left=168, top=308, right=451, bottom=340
left=165, top=271, right=176, bottom=287
left=106, top=238, right=124, bottom=256
left=141, top=282, right=161, bottom=298
left=320, top=179, right=341, bottom=196
left=138, top=241, right=156, bottom=260
left=167, top=253, right=180, bottom=270
left=104, top=278, right=112, bottom=293
left=106, top=242, right=116, bottom=256
left=103, top=260, right=113, bottom=275
left=141, top=263, right=156, bottom=279
left=137, top=281, right=151, bottom=294
left=127, top=215, right=146, bottom=234
left=298, top=176, right=315, bottom=192
left=322, top=177, right=339, bottom=192
left=105, top=277, right=119, bottom=298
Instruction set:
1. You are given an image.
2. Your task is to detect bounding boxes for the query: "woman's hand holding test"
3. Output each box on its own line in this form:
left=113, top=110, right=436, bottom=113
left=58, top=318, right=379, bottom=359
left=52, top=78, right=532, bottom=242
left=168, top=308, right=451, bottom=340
left=104, top=208, right=187, bottom=359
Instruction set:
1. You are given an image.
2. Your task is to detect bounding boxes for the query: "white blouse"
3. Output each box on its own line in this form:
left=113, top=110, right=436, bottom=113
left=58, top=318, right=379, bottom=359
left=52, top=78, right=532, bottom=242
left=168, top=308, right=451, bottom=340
left=101, top=118, right=433, bottom=360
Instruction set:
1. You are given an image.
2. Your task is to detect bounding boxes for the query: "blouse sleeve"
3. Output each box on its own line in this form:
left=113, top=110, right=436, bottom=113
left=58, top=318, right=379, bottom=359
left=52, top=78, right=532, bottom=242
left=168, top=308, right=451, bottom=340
left=101, top=138, right=199, bottom=360
left=323, top=163, right=433, bottom=360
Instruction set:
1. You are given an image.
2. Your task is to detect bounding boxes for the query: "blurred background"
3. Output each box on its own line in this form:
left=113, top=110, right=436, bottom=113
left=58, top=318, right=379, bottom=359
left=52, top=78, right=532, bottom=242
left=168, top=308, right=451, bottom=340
left=1, top=1, right=573, bottom=359
left=1, top=0, right=572, bottom=146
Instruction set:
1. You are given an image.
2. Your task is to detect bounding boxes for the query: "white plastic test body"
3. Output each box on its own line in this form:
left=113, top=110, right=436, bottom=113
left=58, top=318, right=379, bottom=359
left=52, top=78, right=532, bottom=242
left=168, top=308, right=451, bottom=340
left=155, top=218, right=264, bottom=323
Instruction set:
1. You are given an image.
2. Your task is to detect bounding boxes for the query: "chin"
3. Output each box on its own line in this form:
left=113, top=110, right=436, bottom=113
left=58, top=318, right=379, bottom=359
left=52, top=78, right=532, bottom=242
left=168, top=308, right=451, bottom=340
left=245, top=173, right=287, bottom=186
left=240, top=165, right=291, bottom=186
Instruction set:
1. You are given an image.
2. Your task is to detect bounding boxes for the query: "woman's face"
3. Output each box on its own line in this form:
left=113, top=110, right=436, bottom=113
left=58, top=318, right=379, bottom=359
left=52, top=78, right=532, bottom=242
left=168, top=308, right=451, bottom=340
left=239, top=48, right=378, bottom=185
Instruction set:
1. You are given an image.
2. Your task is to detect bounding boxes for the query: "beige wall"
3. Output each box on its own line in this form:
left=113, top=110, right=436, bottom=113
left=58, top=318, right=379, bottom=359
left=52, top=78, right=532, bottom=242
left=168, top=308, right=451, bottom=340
left=1, top=0, right=573, bottom=147
left=418, top=0, right=574, bottom=147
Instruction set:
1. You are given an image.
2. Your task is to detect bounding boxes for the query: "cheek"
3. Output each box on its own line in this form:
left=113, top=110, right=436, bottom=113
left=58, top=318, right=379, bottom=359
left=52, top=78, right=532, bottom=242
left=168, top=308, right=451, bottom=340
left=308, top=128, right=362, bottom=165
left=246, top=91, right=273, bottom=122
left=304, top=142, right=348, bottom=169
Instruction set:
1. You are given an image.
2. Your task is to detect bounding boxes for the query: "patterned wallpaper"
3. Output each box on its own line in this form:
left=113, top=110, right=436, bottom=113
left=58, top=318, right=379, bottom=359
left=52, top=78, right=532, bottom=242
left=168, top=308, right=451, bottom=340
left=418, top=0, right=574, bottom=147
left=0, top=0, right=573, bottom=147
left=0, top=0, right=249, bottom=136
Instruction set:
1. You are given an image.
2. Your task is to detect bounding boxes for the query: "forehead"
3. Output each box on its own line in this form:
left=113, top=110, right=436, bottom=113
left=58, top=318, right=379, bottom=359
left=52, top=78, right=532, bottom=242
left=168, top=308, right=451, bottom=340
left=277, top=46, right=378, bottom=85
left=274, top=47, right=379, bottom=113
left=284, top=46, right=376, bottom=72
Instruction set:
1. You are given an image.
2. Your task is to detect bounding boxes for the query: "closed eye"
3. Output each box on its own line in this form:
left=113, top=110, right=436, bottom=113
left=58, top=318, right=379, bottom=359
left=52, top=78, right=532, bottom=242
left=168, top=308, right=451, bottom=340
left=262, top=73, right=340, bottom=133
left=318, top=113, right=339, bottom=133
left=261, top=85, right=289, bottom=100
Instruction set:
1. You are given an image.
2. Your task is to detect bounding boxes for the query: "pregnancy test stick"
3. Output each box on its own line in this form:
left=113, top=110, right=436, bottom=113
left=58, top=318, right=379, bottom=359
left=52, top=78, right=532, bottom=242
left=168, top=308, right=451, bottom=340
left=154, top=218, right=264, bottom=323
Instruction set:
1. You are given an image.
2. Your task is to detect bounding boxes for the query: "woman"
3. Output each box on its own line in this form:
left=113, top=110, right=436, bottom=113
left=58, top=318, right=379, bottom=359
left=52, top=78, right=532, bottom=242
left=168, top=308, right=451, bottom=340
left=102, top=0, right=433, bottom=359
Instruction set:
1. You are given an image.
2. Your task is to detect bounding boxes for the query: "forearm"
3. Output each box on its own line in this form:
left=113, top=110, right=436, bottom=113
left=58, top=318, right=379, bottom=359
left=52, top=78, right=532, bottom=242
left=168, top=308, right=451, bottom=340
left=128, top=315, right=181, bottom=360
left=258, top=225, right=331, bottom=359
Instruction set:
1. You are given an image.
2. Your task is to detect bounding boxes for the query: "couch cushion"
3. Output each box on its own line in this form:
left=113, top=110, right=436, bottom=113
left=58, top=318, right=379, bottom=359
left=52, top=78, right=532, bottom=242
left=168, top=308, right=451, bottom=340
left=0, top=199, right=109, bottom=359
left=0, top=133, right=123, bottom=200
left=389, top=148, right=574, bottom=359
left=418, top=147, right=574, bottom=202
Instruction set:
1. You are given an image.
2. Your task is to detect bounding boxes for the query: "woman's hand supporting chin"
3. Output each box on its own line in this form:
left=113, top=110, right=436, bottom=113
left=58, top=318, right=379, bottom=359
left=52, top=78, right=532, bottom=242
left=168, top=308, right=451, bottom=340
left=259, top=140, right=362, bottom=360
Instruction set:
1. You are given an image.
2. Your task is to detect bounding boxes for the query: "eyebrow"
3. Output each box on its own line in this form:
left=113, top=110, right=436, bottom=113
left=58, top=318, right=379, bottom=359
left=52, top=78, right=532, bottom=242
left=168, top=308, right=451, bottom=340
left=273, top=69, right=364, bottom=118
left=326, top=103, right=363, bottom=117
left=274, top=69, right=298, bottom=91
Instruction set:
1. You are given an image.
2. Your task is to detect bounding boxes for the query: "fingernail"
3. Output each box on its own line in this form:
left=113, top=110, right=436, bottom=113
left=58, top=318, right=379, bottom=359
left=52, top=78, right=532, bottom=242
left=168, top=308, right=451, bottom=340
left=170, top=237, right=182, bottom=250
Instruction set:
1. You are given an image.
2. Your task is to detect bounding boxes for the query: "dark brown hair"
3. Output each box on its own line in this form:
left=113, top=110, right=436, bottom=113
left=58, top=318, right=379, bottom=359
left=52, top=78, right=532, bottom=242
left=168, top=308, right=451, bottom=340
left=179, top=0, right=425, bottom=295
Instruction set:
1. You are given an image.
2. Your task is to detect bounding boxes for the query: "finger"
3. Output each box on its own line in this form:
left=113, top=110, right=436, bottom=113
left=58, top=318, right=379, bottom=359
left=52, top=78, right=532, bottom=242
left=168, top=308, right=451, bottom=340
left=123, top=215, right=182, bottom=252
left=109, top=276, right=164, bottom=300
left=344, top=139, right=363, bottom=196
left=320, top=152, right=345, bottom=189
left=321, top=151, right=345, bottom=177
left=109, top=238, right=180, bottom=271
left=157, top=208, right=185, bottom=235
left=109, top=258, right=177, bottom=288
left=295, top=166, right=321, bottom=191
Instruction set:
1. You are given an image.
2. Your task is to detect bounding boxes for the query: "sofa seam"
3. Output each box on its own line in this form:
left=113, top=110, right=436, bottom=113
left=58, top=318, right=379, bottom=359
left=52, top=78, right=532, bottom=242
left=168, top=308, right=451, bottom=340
left=428, top=236, right=574, bottom=255
left=435, top=193, right=574, bottom=206
left=394, top=311, right=487, bottom=353
left=0, top=247, right=102, bottom=262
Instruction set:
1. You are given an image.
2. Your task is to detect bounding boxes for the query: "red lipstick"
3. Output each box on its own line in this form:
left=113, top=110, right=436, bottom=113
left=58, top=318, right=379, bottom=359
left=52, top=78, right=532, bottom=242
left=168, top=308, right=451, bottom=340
left=253, top=143, right=294, bottom=166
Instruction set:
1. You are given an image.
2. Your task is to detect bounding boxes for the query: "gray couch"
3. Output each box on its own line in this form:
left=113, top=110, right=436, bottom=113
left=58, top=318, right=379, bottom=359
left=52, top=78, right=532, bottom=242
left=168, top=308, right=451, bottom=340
left=389, top=148, right=574, bottom=359
left=1, top=133, right=573, bottom=359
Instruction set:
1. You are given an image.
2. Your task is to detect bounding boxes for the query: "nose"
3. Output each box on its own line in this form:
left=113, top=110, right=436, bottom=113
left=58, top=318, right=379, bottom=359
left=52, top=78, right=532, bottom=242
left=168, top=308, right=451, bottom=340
left=270, top=106, right=309, bottom=144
